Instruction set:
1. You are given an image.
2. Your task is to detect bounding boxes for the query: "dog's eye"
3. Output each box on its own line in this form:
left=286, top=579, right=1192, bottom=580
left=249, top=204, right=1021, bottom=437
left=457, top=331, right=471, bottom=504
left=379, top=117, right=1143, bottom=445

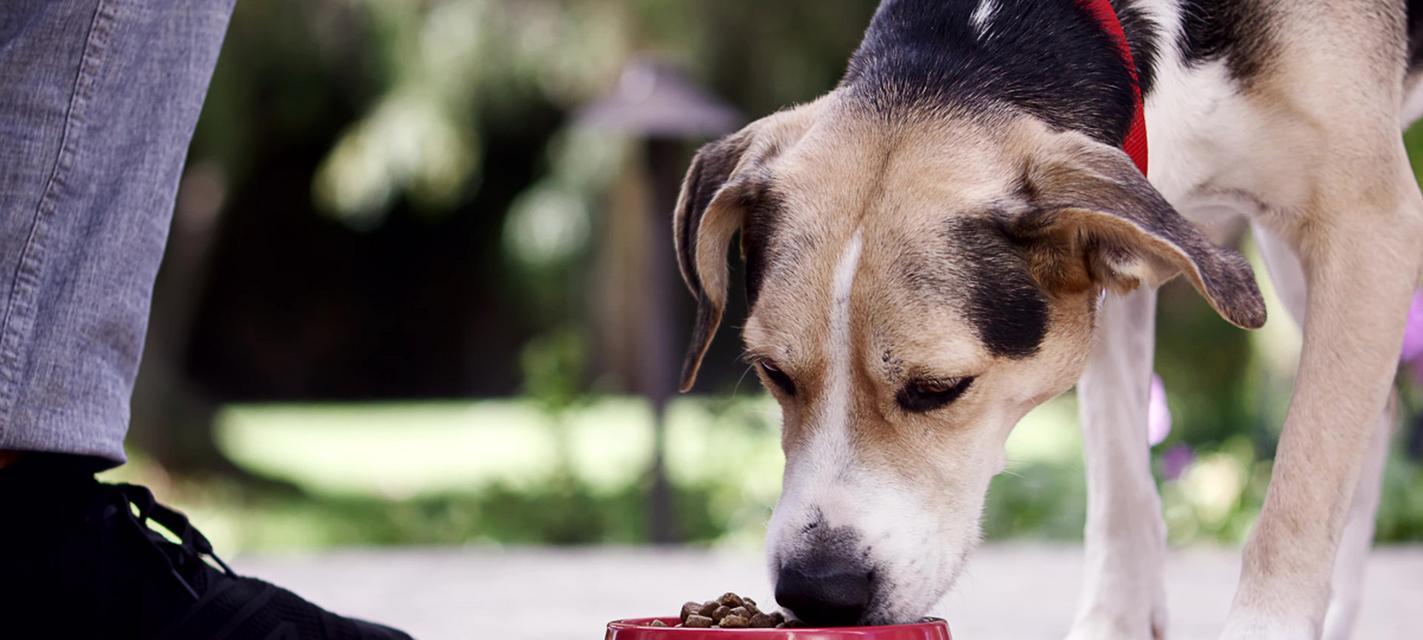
left=897, top=377, right=974, bottom=413
left=757, top=360, right=797, bottom=396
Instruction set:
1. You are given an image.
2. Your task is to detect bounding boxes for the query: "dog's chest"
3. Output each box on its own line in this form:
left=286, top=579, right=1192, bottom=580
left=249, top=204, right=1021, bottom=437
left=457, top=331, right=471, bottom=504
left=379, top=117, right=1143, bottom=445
left=1142, top=56, right=1278, bottom=226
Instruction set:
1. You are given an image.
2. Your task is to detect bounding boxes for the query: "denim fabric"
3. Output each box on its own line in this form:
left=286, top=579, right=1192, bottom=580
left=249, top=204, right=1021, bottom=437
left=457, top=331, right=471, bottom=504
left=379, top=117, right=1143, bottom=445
left=0, top=0, right=233, bottom=466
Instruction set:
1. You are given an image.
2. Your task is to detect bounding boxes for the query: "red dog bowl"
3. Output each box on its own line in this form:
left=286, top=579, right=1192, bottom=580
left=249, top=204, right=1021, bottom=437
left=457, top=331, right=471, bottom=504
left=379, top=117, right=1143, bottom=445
left=605, top=617, right=951, bottom=640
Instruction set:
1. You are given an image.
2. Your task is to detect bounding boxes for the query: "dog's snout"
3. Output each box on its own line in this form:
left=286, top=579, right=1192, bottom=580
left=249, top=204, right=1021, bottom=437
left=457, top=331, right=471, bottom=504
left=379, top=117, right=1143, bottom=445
left=775, top=555, right=872, bottom=626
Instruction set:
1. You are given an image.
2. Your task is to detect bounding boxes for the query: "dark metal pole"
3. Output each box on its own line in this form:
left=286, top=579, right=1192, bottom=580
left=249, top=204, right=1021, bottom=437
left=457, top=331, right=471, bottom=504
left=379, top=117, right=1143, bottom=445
left=574, top=58, right=740, bottom=545
left=643, top=138, right=684, bottom=544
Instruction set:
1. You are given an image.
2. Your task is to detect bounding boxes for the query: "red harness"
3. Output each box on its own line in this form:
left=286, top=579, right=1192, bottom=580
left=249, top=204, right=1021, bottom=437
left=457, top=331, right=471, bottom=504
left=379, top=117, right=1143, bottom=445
left=1079, top=0, right=1149, bottom=174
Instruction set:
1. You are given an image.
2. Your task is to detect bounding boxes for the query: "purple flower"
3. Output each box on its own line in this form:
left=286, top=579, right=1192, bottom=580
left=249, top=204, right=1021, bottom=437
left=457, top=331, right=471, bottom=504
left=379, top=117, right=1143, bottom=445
left=1403, top=289, right=1423, bottom=380
left=1147, top=374, right=1171, bottom=446
left=1161, top=444, right=1194, bottom=481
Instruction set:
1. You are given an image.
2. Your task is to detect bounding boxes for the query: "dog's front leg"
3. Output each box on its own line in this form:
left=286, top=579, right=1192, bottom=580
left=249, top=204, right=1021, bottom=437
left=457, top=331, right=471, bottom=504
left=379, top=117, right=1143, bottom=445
left=1067, top=286, right=1167, bottom=640
left=1321, top=392, right=1394, bottom=640
left=1254, top=224, right=1399, bottom=640
left=1220, top=160, right=1423, bottom=639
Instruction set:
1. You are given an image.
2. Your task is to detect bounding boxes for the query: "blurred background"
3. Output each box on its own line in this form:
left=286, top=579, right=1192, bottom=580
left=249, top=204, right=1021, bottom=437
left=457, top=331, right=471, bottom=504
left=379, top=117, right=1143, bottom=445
left=104, top=0, right=1423, bottom=557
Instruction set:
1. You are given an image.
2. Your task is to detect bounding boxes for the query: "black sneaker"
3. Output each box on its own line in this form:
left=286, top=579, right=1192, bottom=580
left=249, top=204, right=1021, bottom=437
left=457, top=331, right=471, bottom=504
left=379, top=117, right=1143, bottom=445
left=0, top=460, right=413, bottom=639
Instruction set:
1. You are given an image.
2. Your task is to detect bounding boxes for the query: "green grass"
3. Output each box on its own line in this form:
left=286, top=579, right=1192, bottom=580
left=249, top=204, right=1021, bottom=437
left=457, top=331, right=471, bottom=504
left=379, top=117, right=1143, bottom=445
left=215, top=399, right=660, bottom=497
left=100, top=394, right=1082, bottom=552
left=215, top=394, right=1081, bottom=494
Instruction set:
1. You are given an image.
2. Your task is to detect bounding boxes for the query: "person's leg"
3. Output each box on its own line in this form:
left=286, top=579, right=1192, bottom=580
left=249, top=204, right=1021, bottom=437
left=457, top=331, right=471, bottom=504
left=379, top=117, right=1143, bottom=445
left=0, top=3, right=411, bottom=637
left=0, top=0, right=230, bottom=467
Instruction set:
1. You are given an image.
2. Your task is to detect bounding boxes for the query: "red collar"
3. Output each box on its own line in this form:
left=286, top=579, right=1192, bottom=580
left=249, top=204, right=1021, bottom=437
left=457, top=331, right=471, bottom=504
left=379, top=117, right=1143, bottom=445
left=1078, top=0, right=1149, bottom=175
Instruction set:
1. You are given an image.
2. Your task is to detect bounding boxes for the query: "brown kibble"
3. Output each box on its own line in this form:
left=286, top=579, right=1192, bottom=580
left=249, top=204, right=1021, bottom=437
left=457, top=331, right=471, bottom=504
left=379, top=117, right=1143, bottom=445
left=684, top=615, right=714, bottom=628
left=672, top=593, right=783, bottom=629
left=650, top=620, right=668, bottom=627
left=719, top=615, right=750, bottom=628
left=748, top=613, right=777, bottom=627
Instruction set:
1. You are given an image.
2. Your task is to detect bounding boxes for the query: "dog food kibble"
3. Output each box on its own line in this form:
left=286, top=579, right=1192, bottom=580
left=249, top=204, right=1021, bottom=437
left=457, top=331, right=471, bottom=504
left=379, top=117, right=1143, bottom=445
left=719, top=615, right=750, bottom=628
left=668, top=592, right=789, bottom=628
left=684, top=615, right=716, bottom=628
left=749, top=612, right=778, bottom=627
left=649, top=620, right=668, bottom=627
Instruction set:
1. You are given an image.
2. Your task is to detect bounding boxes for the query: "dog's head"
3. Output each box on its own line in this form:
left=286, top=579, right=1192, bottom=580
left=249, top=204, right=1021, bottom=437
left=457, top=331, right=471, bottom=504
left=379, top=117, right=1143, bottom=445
left=673, top=95, right=1264, bottom=625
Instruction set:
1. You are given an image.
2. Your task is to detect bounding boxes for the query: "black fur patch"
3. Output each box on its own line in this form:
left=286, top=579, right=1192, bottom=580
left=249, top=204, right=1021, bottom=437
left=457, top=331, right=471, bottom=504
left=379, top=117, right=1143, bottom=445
left=842, top=0, right=1145, bottom=146
left=1408, top=0, right=1423, bottom=70
left=954, top=218, right=1051, bottom=359
left=1113, top=0, right=1162, bottom=96
left=741, top=184, right=787, bottom=311
left=1176, top=0, right=1278, bottom=85
left=905, top=218, right=1049, bottom=359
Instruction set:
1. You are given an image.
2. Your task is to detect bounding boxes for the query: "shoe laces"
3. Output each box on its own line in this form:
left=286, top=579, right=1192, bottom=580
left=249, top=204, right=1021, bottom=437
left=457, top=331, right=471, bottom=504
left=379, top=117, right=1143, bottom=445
left=107, top=483, right=236, bottom=600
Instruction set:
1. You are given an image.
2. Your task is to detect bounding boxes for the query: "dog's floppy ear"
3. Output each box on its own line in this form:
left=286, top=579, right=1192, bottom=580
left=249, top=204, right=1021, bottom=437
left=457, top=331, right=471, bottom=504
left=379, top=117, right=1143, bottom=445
left=674, top=106, right=817, bottom=391
left=1008, top=132, right=1266, bottom=329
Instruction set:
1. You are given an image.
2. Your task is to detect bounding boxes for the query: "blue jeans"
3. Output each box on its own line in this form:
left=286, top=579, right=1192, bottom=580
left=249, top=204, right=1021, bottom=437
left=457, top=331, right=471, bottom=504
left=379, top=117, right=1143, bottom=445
left=0, top=0, right=233, bottom=467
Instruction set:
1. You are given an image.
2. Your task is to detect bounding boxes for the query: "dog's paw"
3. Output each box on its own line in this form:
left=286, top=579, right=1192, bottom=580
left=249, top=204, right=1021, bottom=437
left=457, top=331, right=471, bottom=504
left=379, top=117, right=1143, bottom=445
left=1217, top=608, right=1315, bottom=640
left=1064, top=606, right=1164, bottom=640
left=1065, top=571, right=1167, bottom=640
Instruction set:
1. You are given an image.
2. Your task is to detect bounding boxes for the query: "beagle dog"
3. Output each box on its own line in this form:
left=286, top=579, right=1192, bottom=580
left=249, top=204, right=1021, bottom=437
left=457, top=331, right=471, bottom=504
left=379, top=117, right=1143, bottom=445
left=673, top=1, right=1423, bottom=638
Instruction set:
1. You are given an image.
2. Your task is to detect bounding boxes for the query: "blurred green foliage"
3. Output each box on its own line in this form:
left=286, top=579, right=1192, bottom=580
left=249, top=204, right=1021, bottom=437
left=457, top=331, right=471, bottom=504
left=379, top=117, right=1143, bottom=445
left=106, top=391, right=1423, bottom=553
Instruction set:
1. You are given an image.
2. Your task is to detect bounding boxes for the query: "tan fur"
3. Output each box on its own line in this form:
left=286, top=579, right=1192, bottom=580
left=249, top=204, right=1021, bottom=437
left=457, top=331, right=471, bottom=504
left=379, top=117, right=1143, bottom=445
left=737, top=112, right=1093, bottom=476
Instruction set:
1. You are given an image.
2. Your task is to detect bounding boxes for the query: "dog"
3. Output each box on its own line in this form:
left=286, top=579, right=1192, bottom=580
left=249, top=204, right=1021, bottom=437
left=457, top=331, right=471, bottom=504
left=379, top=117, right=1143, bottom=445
left=671, top=1, right=1423, bottom=638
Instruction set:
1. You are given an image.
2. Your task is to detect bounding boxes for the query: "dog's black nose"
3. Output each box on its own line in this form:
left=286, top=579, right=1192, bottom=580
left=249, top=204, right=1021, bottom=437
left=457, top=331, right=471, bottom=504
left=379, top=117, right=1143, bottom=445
left=775, top=557, right=872, bottom=626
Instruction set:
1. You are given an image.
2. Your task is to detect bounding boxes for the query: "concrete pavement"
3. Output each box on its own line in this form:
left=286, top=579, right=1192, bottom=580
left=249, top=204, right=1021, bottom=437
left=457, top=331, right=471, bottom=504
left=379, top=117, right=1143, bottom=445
left=235, top=545, right=1423, bottom=640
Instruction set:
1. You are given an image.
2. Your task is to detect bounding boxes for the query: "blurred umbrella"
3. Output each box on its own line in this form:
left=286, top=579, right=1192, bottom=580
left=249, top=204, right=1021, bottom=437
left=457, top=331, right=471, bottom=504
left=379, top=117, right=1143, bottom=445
left=577, top=57, right=740, bottom=544
left=576, top=58, right=741, bottom=139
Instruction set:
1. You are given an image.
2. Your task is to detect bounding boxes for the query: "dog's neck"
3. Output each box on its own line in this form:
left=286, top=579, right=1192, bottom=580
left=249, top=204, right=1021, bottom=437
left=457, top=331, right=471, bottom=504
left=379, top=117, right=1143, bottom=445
left=841, top=0, right=1192, bottom=147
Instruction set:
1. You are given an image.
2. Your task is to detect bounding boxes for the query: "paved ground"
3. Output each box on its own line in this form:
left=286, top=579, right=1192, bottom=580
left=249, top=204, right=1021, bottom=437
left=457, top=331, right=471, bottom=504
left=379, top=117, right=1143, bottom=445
left=235, top=545, right=1423, bottom=640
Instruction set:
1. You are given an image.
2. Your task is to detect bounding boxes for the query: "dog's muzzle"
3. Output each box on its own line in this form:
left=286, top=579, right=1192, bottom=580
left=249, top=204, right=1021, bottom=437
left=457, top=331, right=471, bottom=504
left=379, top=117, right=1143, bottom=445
left=773, top=522, right=874, bottom=626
